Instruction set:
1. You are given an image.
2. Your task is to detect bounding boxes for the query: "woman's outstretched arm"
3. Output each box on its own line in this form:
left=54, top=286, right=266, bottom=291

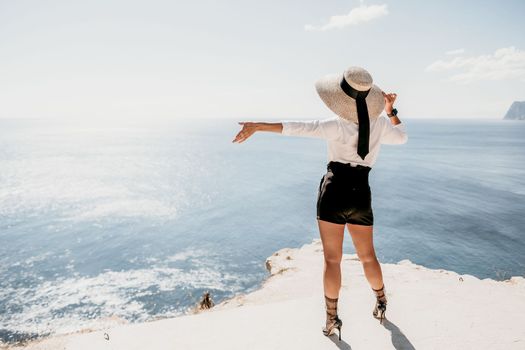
left=232, top=117, right=341, bottom=143
left=232, top=122, right=282, bottom=143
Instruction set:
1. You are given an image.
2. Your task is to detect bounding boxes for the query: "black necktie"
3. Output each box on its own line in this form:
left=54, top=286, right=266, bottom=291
left=340, top=76, right=371, bottom=160
left=356, top=97, right=370, bottom=160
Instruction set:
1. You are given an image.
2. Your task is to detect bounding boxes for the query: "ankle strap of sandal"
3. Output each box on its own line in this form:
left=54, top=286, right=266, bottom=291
left=325, top=295, right=339, bottom=315
left=372, top=285, right=386, bottom=301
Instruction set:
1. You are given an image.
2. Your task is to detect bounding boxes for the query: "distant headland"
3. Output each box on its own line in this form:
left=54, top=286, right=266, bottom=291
left=504, top=101, right=525, bottom=120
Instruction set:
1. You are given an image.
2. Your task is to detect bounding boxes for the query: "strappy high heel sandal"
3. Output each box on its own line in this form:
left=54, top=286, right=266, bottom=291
left=372, top=284, right=387, bottom=324
left=322, top=295, right=343, bottom=341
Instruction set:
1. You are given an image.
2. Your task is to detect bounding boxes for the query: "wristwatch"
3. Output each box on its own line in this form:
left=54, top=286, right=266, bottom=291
left=387, top=108, right=398, bottom=118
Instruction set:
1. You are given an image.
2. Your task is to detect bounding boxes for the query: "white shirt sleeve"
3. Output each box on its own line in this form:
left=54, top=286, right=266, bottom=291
left=281, top=117, right=342, bottom=141
left=379, top=115, right=408, bottom=144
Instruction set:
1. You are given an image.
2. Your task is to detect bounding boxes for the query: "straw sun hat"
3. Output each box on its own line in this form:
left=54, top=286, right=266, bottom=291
left=315, top=66, right=385, bottom=123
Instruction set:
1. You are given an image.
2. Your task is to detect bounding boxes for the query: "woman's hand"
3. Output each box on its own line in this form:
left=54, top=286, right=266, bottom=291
left=232, top=122, right=259, bottom=143
left=382, top=91, right=397, bottom=115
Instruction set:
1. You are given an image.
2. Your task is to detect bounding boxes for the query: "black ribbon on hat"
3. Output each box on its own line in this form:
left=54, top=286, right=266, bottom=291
left=340, top=76, right=371, bottom=160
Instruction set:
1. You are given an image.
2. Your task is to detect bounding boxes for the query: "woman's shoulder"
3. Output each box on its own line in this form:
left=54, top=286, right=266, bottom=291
left=319, top=115, right=342, bottom=123
left=324, top=116, right=353, bottom=126
left=315, top=115, right=345, bottom=130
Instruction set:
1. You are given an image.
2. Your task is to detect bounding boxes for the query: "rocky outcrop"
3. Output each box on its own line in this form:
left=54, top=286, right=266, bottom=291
left=504, top=101, right=525, bottom=120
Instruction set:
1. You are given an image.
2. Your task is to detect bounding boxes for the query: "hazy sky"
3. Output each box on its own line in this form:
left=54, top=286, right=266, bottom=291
left=1, top=0, right=524, bottom=120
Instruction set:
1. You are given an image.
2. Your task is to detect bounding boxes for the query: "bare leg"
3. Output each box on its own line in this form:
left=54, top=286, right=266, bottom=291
left=346, top=224, right=384, bottom=290
left=317, top=219, right=345, bottom=299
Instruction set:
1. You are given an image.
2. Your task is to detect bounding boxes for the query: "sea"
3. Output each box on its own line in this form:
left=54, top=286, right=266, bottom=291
left=1, top=117, right=524, bottom=344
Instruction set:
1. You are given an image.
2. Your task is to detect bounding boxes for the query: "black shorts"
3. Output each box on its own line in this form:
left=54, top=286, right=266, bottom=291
left=316, top=161, right=374, bottom=226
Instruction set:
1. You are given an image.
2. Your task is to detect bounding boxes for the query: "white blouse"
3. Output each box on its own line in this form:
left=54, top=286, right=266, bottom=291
left=281, top=114, right=408, bottom=168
